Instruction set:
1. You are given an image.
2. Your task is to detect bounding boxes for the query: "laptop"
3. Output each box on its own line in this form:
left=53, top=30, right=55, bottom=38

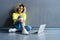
left=31, top=24, right=46, bottom=34
left=38, top=24, right=46, bottom=34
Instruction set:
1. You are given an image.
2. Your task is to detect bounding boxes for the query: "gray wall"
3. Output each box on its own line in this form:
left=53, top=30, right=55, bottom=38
left=0, top=0, right=60, bottom=28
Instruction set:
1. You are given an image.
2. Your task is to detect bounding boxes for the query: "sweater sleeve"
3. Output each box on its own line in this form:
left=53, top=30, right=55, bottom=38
left=12, top=13, right=18, bottom=24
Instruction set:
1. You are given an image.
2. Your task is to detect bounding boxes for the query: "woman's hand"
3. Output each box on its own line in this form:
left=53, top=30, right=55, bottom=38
left=18, top=18, right=24, bottom=23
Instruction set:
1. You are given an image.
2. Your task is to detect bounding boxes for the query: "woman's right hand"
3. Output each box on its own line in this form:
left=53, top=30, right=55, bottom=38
left=18, top=18, right=24, bottom=23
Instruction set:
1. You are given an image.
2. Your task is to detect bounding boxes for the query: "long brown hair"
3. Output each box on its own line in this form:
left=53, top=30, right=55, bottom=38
left=15, top=4, right=26, bottom=13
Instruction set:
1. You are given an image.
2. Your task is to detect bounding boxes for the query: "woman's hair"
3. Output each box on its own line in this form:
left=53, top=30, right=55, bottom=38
left=15, top=4, right=26, bottom=13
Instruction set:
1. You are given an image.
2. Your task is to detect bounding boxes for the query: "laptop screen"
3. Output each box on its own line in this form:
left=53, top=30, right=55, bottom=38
left=38, top=24, right=46, bottom=34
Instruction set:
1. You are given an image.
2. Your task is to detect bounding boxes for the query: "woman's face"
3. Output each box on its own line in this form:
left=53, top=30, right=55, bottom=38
left=18, top=6, right=24, bottom=13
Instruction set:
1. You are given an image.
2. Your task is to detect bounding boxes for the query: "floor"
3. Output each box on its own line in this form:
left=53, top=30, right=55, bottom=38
left=0, top=28, right=60, bottom=40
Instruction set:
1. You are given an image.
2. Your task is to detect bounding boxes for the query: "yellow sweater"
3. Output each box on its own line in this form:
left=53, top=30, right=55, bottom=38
left=12, top=12, right=26, bottom=25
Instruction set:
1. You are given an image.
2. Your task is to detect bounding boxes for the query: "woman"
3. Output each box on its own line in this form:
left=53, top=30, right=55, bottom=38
left=9, top=4, right=31, bottom=34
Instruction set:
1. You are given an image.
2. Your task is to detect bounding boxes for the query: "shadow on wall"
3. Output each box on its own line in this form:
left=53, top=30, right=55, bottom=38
left=3, top=8, right=15, bottom=28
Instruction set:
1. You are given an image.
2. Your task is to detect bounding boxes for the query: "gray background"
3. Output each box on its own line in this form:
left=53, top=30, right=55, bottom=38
left=0, top=0, right=60, bottom=28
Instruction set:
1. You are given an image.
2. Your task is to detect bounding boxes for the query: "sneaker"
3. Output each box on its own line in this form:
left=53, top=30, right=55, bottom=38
left=9, top=28, right=17, bottom=33
left=22, top=29, right=29, bottom=35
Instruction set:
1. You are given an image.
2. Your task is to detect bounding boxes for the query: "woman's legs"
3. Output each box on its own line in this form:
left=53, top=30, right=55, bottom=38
left=14, top=22, right=32, bottom=31
left=14, top=22, right=22, bottom=32
left=25, top=25, right=32, bottom=31
left=14, top=22, right=32, bottom=34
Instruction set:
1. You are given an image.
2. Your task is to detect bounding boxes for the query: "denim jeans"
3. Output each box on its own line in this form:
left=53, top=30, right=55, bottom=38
left=14, top=22, right=31, bottom=32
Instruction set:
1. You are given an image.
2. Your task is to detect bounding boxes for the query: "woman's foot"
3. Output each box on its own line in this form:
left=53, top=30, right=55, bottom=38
left=22, top=28, right=29, bottom=35
left=9, top=28, right=17, bottom=33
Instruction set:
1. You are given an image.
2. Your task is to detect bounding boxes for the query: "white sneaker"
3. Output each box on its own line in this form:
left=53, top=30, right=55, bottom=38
left=22, top=29, right=29, bottom=35
left=9, top=28, right=17, bottom=33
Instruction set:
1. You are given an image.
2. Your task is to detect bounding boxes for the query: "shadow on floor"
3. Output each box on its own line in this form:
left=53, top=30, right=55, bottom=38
left=0, top=28, right=22, bottom=34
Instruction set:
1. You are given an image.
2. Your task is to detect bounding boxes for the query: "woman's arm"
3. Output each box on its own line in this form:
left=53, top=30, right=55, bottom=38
left=12, top=13, right=22, bottom=24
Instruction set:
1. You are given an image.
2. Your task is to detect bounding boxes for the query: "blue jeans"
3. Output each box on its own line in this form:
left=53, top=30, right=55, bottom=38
left=14, top=22, right=31, bottom=32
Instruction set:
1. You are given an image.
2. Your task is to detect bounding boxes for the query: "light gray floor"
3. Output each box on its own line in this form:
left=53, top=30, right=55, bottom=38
left=0, top=29, right=60, bottom=40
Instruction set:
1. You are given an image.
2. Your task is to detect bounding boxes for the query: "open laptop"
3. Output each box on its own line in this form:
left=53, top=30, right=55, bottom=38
left=31, top=24, right=46, bottom=34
